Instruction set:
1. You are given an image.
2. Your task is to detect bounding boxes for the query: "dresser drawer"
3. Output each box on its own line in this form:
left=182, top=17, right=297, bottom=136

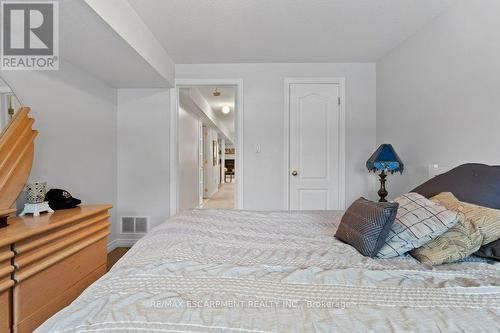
left=12, top=209, right=110, bottom=333
left=13, top=237, right=107, bottom=333
left=13, top=210, right=109, bottom=279
left=0, top=245, right=14, bottom=333
left=0, top=291, right=11, bottom=333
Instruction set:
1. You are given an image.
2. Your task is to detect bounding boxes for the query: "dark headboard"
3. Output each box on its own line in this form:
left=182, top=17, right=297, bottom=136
left=412, top=163, right=500, bottom=209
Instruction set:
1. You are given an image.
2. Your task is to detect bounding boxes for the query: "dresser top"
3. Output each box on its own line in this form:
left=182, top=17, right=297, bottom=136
left=0, top=205, right=112, bottom=247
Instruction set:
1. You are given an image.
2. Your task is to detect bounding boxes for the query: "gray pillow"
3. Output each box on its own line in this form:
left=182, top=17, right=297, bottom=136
left=335, top=198, right=399, bottom=258
left=475, top=239, right=500, bottom=261
left=412, top=163, right=500, bottom=209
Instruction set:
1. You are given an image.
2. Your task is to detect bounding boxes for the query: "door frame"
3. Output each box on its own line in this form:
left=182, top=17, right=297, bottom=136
left=283, top=77, right=346, bottom=210
left=170, top=79, right=244, bottom=216
left=198, top=121, right=204, bottom=206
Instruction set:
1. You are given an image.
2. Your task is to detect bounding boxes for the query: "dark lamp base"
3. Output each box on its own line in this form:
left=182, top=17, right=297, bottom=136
left=378, top=170, right=388, bottom=202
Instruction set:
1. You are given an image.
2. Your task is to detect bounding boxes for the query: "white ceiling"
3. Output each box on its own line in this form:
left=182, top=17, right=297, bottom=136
left=59, top=0, right=170, bottom=88
left=128, top=0, right=456, bottom=63
left=196, top=86, right=235, bottom=135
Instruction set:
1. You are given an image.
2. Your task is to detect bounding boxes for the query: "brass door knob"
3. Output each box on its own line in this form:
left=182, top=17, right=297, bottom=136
left=291, top=170, right=298, bottom=176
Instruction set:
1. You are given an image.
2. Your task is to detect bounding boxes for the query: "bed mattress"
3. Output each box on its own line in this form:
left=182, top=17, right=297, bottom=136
left=37, top=209, right=500, bottom=332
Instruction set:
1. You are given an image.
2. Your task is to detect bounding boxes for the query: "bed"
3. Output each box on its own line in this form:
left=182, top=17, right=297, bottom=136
left=37, top=208, right=500, bottom=332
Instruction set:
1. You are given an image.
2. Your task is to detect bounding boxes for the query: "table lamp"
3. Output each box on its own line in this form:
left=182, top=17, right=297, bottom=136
left=366, top=144, right=404, bottom=202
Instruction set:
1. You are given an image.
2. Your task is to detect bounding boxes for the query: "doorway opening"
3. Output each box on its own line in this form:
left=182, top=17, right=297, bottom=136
left=171, top=80, right=243, bottom=214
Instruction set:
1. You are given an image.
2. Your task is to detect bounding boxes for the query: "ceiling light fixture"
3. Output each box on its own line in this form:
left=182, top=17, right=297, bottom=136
left=222, top=105, right=230, bottom=114
left=213, top=88, right=221, bottom=97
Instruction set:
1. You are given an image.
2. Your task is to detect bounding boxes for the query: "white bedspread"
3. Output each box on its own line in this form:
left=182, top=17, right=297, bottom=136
left=37, top=209, right=500, bottom=332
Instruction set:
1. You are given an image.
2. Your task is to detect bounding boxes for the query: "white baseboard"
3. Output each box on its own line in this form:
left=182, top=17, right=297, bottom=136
left=107, top=238, right=139, bottom=253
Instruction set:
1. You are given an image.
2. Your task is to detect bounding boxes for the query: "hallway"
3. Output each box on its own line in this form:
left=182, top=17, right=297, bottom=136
left=202, top=183, right=234, bottom=209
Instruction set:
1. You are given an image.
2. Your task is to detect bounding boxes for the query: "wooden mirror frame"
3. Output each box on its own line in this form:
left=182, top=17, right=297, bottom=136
left=0, top=107, right=38, bottom=214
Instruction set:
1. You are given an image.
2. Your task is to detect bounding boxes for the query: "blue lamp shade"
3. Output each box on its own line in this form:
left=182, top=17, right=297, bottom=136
left=366, top=144, right=404, bottom=174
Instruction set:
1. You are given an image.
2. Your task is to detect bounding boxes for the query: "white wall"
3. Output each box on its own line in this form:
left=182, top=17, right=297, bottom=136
left=117, top=89, right=170, bottom=241
left=1, top=60, right=118, bottom=239
left=377, top=0, right=500, bottom=198
left=178, top=106, right=200, bottom=210
left=176, top=63, right=377, bottom=209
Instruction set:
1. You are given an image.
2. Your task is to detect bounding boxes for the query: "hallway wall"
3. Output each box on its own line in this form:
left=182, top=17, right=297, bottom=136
left=178, top=107, right=201, bottom=211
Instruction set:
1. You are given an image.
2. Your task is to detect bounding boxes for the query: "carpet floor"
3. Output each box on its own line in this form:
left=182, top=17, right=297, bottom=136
left=202, top=182, right=234, bottom=209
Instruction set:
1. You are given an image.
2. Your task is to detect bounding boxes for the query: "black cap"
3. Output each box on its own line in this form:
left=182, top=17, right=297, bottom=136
left=45, top=189, right=81, bottom=210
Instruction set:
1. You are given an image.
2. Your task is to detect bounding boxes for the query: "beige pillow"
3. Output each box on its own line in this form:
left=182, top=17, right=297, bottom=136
left=432, top=192, right=500, bottom=245
left=411, top=192, right=500, bottom=265
left=411, top=210, right=482, bottom=265
left=429, top=192, right=461, bottom=210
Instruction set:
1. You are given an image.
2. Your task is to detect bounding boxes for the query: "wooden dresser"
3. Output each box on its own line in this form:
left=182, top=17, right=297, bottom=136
left=0, top=205, right=112, bottom=333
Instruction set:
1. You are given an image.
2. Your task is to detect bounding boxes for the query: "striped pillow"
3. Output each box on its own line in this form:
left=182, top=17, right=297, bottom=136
left=335, top=198, right=399, bottom=258
left=377, top=193, right=459, bottom=258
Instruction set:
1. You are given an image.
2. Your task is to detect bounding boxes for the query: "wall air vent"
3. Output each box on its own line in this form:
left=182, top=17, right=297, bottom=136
left=135, top=217, right=148, bottom=233
left=121, top=217, right=135, bottom=233
left=121, top=216, right=149, bottom=234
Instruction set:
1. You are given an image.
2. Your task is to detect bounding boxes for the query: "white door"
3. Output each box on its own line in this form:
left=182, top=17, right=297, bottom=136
left=289, top=83, right=341, bottom=210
